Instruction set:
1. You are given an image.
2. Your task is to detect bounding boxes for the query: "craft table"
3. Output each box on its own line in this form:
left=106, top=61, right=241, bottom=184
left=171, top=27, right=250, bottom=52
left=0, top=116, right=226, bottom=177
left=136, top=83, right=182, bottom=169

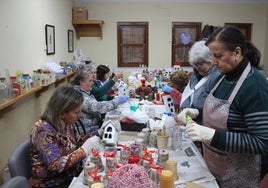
left=69, top=102, right=219, bottom=188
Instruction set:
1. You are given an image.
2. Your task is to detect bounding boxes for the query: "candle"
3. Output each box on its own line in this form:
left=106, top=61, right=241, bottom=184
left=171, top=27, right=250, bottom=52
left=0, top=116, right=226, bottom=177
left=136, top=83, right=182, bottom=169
left=160, top=170, right=174, bottom=188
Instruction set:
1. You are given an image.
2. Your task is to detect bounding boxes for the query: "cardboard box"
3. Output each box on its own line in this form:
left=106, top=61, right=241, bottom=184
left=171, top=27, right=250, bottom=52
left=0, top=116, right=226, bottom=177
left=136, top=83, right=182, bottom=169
left=72, top=7, right=88, bottom=20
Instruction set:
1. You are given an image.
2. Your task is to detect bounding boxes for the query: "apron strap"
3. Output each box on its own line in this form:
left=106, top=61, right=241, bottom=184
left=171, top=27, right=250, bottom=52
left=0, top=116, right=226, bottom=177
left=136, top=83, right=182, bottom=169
left=228, top=63, right=251, bottom=103
left=180, top=75, right=209, bottom=106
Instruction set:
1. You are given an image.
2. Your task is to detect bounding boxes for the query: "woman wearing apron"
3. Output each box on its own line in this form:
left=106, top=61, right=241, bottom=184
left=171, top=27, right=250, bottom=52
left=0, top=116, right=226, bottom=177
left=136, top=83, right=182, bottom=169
left=178, top=26, right=268, bottom=187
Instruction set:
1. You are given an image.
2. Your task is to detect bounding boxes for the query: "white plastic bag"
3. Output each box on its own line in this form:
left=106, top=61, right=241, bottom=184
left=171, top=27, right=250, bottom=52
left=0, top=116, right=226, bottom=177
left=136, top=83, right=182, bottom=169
left=120, top=109, right=149, bottom=124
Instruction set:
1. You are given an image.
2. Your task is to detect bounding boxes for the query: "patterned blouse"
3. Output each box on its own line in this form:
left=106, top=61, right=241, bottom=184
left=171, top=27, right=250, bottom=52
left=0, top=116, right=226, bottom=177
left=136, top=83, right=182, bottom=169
left=29, top=120, right=88, bottom=187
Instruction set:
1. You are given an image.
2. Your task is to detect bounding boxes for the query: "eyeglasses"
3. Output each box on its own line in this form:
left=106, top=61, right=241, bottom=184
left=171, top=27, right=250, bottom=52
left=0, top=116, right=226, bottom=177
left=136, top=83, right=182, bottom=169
left=193, top=60, right=207, bottom=68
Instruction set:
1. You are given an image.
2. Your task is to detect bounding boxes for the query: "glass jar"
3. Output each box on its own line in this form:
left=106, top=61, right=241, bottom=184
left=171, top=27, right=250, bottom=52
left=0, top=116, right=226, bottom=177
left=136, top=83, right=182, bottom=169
left=0, top=77, right=10, bottom=104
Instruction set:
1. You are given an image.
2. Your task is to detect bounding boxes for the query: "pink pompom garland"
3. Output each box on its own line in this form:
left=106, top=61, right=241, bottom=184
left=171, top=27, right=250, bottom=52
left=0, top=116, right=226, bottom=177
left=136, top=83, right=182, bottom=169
left=108, top=164, right=157, bottom=188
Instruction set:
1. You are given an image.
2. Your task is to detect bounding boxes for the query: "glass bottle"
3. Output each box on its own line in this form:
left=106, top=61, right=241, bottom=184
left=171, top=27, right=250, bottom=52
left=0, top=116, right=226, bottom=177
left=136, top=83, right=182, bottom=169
left=0, top=77, right=10, bottom=104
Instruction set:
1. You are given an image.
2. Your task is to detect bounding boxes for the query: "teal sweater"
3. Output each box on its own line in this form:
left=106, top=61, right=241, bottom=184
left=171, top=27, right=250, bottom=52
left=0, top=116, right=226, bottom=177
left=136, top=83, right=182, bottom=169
left=91, top=79, right=115, bottom=101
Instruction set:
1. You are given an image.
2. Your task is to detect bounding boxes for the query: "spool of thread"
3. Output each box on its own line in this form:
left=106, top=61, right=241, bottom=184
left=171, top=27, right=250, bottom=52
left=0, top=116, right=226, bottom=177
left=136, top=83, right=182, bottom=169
left=160, top=170, right=174, bottom=188
left=157, top=149, right=169, bottom=166
left=165, top=160, right=178, bottom=181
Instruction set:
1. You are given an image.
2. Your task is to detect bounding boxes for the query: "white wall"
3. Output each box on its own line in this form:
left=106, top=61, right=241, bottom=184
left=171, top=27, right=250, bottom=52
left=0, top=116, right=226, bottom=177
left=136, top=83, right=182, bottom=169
left=74, top=2, right=268, bottom=70
left=0, top=0, right=74, bottom=183
left=0, top=0, right=75, bottom=76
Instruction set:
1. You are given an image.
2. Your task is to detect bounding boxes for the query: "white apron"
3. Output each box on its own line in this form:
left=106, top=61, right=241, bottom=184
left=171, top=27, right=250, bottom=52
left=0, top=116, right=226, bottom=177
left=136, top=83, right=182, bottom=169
left=180, top=75, right=209, bottom=106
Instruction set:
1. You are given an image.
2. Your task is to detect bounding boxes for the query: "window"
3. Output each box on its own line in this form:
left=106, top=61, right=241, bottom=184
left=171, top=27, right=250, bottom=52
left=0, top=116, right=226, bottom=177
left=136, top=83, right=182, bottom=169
left=225, top=23, right=252, bottom=41
left=117, top=22, right=148, bottom=67
left=172, top=22, right=202, bottom=66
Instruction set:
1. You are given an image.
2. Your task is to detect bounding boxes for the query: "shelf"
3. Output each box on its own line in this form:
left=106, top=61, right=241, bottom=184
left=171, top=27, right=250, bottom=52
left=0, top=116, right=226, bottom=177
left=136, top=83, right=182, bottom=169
left=0, top=71, right=77, bottom=118
left=72, top=19, right=104, bottom=39
left=0, top=86, right=42, bottom=117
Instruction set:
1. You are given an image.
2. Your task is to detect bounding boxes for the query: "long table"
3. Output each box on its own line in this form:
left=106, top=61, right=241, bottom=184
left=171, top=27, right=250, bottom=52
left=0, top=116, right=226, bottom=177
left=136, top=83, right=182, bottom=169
left=68, top=103, right=219, bottom=188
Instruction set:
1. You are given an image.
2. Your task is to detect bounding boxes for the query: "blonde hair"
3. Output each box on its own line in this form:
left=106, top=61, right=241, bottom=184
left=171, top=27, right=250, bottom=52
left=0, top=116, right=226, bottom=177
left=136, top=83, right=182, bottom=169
left=170, top=70, right=189, bottom=92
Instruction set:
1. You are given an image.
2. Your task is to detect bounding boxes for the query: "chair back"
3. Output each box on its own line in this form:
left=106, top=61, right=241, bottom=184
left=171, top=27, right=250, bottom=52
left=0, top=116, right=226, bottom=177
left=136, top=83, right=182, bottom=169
left=8, top=139, right=31, bottom=179
left=1, top=176, right=30, bottom=188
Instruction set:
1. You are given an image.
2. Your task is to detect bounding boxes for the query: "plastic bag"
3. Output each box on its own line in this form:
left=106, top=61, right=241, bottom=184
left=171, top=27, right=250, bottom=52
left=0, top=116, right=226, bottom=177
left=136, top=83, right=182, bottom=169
left=120, top=109, right=149, bottom=124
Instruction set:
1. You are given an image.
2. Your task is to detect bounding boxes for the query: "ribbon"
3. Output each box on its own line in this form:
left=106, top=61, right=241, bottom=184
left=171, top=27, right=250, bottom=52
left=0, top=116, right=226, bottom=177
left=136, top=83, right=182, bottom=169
left=117, top=144, right=130, bottom=150
left=91, top=148, right=100, bottom=157
left=88, top=167, right=101, bottom=181
left=149, top=164, right=164, bottom=175
left=107, top=169, right=114, bottom=177
left=142, top=147, right=156, bottom=157
left=103, top=150, right=116, bottom=158
left=128, top=153, right=140, bottom=164
left=114, top=163, right=123, bottom=169
left=142, top=157, right=154, bottom=164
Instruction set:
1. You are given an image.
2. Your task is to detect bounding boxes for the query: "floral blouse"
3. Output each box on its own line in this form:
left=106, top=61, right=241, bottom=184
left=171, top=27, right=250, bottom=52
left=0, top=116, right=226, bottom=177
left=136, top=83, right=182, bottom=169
left=29, top=120, right=88, bottom=187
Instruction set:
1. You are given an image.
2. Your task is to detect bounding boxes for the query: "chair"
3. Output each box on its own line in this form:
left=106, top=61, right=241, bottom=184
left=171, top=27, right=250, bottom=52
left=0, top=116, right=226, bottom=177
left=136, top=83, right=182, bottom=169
left=7, top=139, right=31, bottom=179
left=1, top=176, right=30, bottom=188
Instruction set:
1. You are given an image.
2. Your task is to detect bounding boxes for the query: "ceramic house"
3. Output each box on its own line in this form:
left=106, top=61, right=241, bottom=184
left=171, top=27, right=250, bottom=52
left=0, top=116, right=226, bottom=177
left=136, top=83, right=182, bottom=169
left=102, top=120, right=119, bottom=145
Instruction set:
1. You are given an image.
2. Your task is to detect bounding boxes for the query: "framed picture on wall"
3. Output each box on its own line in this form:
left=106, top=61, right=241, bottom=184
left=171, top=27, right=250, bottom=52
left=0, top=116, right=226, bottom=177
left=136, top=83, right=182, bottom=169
left=68, top=30, right=74, bottom=52
left=225, top=23, right=252, bottom=41
left=45, top=24, right=55, bottom=55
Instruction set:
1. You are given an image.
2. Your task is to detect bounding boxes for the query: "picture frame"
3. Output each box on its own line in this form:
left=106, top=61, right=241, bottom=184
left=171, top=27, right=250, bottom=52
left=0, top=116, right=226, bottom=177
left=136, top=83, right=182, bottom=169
left=45, top=24, right=55, bottom=55
left=68, top=30, right=74, bottom=52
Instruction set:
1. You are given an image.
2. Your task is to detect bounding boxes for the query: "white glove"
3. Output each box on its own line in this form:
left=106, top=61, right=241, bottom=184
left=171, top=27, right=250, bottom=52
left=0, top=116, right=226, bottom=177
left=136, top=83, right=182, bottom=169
left=177, top=108, right=199, bottom=125
left=81, top=137, right=95, bottom=156
left=185, top=121, right=215, bottom=142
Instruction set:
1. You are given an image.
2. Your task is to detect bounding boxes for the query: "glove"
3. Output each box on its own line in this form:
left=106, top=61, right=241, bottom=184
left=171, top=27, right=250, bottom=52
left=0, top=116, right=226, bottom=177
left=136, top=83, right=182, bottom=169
left=162, top=85, right=173, bottom=93
left=81, top=137, right=95, bottom=156
left=177, top=108, right=199, bottom=125
left=185, top=121, right=215, bottom=142
left=115, top=95, right=129, bottom=105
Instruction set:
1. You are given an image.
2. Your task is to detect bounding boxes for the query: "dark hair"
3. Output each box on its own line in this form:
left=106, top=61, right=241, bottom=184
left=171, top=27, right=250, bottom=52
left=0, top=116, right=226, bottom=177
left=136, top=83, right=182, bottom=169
left=206, top=26, right=261, bottom=68
left=41, top=86, right=84, bottom=131
left=97, top=65, right=110, bottom=81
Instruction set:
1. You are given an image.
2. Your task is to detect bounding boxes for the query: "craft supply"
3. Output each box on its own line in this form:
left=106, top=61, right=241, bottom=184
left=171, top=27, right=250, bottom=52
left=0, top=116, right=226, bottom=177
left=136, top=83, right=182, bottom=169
left=108, top=164, right=157, bottom=188
left=148, top=164, right=164, bottom=186
left=87, top=167, right=101, bottom=187
left=157, top=149, right=169, bottom=166
left=137, top=131, right=149, bottom=145
left=91, top=182, right=105, bottom=188
left=165, top=160, right=178, bottom=181
left=160, top=170, right=174, bottom=188
left=149, top=131, right=158, bottom=148
left=157, top=127, right=169, bottom=149
left=172, top=126, right=182, bottom=151
left=90, top=149, right=104, bottom=172
left=83, top=161, right=96, bottom=185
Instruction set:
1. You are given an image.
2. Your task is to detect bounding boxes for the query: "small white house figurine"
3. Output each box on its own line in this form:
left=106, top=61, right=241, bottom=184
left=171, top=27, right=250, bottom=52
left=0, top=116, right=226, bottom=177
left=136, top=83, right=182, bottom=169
left=102, top=120, right=119, bottom=145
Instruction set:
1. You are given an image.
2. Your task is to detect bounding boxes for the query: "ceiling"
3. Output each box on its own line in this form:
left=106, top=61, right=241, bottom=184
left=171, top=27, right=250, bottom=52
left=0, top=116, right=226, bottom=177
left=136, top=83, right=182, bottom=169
left=74, top=0, right=268, bottom=3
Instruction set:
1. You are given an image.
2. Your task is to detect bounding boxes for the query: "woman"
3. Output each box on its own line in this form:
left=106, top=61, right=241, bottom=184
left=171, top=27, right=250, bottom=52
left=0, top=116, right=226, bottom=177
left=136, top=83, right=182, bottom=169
left=181, top=26, right=268, bottom=187
left=30, top=86, right=95, bottom=187
left=161, top=70, right=189, bottom=112
left=88, top=64, right=123, bottom=101
left=70, top=69, right=128, bottom=135
left=163, top=40, right=221, bottom=124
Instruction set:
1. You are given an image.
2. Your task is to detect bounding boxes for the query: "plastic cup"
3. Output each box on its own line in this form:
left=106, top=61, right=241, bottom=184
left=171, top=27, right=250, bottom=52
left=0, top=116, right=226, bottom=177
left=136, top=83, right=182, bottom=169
left=157, top=135, right=169, bottom=150
left=129, top=98, right=139, bottom=112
